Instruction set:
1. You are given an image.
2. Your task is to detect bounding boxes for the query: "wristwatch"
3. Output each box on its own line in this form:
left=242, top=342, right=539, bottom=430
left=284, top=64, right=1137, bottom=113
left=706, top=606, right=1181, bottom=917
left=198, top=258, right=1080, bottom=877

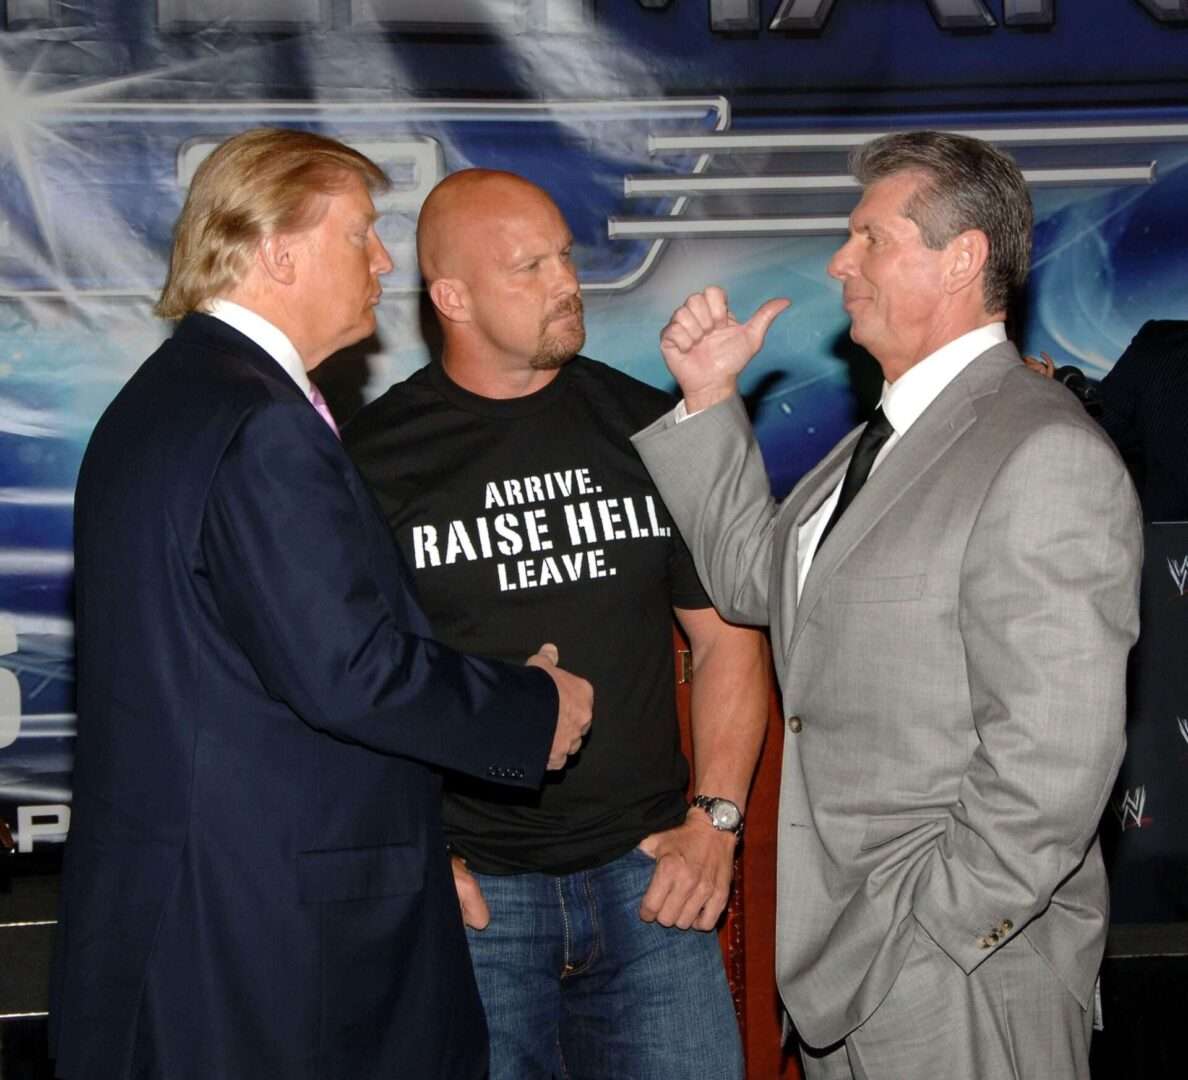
left=690, top=795, right=744, bottom=839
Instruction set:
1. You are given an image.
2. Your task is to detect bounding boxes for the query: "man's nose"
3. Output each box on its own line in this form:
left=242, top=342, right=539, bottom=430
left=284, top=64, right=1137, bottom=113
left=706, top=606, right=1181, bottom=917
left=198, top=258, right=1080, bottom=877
left=372, top=236, right=394, bottom=276
left=827, top=238, right=855, bottom=281
left=553, top=257, right=579, bottom=295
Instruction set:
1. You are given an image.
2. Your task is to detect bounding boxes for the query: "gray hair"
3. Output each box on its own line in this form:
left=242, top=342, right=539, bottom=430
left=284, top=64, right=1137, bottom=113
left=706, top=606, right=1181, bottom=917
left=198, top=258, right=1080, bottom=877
left=850, top=131, right=1033, bottom=314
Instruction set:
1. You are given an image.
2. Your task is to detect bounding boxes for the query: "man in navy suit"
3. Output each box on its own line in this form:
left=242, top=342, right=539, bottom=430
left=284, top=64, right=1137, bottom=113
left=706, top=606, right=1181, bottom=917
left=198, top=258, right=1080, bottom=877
left=49, top=128, right=593, bottom=1080
left=1028, top=320, right=1188, bottom=521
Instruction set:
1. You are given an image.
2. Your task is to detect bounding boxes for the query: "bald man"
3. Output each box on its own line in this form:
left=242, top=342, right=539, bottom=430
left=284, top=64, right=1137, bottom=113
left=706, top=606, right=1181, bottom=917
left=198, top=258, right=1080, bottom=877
left=345, top=170, right=768, bottom=1080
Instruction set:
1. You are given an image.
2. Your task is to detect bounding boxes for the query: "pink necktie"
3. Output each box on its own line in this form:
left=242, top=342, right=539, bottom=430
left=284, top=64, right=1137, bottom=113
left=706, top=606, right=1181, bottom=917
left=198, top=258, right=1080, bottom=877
left=309, top=384, right=340, bottom=439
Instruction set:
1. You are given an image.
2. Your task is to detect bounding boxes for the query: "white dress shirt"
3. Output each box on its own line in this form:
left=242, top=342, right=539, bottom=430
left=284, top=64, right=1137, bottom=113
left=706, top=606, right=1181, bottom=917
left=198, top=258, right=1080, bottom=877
left=793, top=322, right=1007, bottom=597
left=205, top=298, right=313, bottom=400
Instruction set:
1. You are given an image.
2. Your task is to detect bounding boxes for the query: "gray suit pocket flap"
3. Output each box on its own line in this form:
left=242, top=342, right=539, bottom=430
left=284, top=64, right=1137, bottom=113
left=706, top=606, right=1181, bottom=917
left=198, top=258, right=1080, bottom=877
left=829, top=574, right=927, bottom=604
left=297, top=842, right=426, bottom=903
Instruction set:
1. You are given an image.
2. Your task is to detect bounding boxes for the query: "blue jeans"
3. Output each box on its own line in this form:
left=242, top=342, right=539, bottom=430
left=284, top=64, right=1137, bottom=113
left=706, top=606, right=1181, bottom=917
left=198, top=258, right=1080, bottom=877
left=465, top=846, right=744, bottom=1080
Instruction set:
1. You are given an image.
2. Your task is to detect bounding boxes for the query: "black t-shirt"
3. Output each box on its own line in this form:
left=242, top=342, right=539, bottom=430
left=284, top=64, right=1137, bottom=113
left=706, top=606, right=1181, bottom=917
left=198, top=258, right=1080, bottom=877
left=344, top=357, right=710, bottom=874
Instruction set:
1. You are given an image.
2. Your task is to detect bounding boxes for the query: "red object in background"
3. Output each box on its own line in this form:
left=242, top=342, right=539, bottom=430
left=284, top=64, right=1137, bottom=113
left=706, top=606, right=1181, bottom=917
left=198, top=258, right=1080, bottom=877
left=674, top=627, right=802, bottom=1080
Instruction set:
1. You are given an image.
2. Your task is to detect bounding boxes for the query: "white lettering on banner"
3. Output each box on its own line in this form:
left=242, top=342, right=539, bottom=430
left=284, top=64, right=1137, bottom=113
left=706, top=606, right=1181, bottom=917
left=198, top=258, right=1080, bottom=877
left=765, top=0, right=997, bottom=31
left=411, top=467, right=670, bottom=592
left=1112, top=786, right=1150, bottom=831
left=16, top=804, right=70, bottom=852
left=0, top=614, right=20, bottom=750
left=1167, top=554, right=1188, bottom=596
left=723, top=0, right=1184, bottom=32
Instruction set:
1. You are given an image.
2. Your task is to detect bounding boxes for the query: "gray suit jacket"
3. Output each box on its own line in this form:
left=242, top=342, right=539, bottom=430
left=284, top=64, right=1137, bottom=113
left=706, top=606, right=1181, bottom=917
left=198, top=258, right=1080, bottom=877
left=633, top=342, right=1142, bottom=1049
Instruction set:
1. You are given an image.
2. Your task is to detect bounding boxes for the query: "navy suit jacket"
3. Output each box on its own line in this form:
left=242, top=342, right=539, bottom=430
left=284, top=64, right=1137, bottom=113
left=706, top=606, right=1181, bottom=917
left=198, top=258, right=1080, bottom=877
left=50, top=314, right=557, bottom=1079
left=1098, top=319, right=1188, bottom=521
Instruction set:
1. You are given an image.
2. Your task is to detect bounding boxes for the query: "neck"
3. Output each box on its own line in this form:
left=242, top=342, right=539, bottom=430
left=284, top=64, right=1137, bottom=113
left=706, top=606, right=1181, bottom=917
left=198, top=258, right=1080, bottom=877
left=882, top=310, right=1003, bottom=383
left=440, top=347, right=563, bottom=400
left=221, top=285, right=320, bottom=371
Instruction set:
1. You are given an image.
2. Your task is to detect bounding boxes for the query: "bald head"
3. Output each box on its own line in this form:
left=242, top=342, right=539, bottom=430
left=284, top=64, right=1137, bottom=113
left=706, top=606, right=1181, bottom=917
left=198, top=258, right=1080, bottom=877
left=416, top=169, right=585, bottom=396
left=417, top=169, right=560, bottom=284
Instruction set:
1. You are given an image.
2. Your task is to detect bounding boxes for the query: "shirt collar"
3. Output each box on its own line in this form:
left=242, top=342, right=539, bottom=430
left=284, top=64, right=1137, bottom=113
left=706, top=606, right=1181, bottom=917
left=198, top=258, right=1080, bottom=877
left=205, top=298, right=312, bottom=398
left=881, top=322, right=1006, bottom=437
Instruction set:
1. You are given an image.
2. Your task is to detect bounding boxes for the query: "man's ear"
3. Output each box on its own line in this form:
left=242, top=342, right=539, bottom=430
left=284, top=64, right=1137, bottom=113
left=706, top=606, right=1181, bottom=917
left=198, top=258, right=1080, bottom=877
left=258, top=232, right=298, bottom=286
left=944, top=229, right=989, bottom=296
left=428, top=277, right=471, bottom=324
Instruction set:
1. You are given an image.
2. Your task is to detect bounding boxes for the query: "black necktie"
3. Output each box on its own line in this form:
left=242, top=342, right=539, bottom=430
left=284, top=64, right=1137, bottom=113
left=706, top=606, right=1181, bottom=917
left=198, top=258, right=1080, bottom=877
left=817, top=407, right=894, bottom=548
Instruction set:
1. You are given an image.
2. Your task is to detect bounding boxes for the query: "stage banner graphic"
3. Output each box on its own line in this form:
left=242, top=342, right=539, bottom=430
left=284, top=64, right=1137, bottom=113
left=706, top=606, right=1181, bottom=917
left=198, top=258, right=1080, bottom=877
left=2, top=0, right=1187, bottom=911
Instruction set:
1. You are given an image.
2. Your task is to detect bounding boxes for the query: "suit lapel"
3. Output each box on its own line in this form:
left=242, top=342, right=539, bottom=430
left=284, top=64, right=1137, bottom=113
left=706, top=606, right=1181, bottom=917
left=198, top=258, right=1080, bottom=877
left=785, top=428, right=860, bottom=528
left=774, top=430, right=859, bottom=659
left=788, top=343, right=1019, bottom=654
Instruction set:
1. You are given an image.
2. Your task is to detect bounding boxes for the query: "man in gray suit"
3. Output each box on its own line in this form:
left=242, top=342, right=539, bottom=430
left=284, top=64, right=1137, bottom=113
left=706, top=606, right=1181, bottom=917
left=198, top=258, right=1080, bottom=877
left=632, top=132, right=1142, bottom=1079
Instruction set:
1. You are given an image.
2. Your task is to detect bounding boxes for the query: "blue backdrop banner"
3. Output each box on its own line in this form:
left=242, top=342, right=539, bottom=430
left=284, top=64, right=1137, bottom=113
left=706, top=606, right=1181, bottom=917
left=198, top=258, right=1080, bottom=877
left=1, top=2, right=1186, bottom=920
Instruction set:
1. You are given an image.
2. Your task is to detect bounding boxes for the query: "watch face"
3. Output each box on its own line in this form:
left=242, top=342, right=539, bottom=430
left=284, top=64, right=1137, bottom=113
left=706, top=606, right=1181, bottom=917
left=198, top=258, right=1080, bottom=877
left=710, top=799, right=741, bottom=831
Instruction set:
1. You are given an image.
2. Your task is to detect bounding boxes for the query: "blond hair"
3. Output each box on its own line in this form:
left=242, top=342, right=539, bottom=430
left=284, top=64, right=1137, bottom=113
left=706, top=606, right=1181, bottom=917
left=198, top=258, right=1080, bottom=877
left=156, top=128, right=390, bottom=318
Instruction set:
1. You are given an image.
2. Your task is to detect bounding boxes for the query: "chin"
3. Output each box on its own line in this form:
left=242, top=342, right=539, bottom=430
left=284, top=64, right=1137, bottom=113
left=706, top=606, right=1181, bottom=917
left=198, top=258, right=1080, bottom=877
left=532, top=330, right=585, bottom=370
left=530, top=353, right=575, bottom=372
left=354, top=315, right=378, bottom=342
left=566, top=327, right=587, bottom=355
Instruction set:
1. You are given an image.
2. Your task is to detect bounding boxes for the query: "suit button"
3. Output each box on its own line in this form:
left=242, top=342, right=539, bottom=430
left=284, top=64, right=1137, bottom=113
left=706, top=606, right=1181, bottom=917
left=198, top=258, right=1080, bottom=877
left=977, top=934, right=994, bottom=950
left=999, top=919, right=1013, bottom=935
left=787, top=715, right=803, bottom=734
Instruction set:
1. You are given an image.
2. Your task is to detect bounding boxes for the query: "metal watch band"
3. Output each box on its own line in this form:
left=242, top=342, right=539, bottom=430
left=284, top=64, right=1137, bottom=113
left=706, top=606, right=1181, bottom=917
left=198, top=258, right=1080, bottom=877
left=690, top=794, right=744, bottom=839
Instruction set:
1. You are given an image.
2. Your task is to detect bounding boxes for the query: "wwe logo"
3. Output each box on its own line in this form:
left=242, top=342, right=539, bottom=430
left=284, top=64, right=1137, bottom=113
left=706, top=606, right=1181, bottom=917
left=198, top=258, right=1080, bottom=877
left=1169, top=555, right=1188, bottom=596
left=1112, top=786, right=1148, bottom=831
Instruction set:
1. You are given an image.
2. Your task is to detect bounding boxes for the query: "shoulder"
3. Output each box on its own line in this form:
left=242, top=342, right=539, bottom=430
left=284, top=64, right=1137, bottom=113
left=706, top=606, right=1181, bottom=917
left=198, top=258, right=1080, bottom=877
left=972, top=360, right=1122, bottom=471
left=1129, top=319, right=1188, bottom=346
left=566, top=357, right=679, bottom=426
left=1115, top=320, right=1188, bottom=370
left=95, top=325, right=308, bottom=465
left=957, top=366, right=1140, bottom=543
left=343, top=365, right=438, bottom=448
left=209, top=398, right=357, bottom=522
left=158, top=316, right=302, bottom=406
left=996, top=372, right=1131, bottom=493
left=210, top=396, right=339, bottom=489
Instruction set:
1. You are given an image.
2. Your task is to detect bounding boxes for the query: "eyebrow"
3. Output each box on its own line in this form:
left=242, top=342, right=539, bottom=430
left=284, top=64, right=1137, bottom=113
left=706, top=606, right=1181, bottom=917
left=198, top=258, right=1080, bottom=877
left=510, top=239, right=573, bottom=266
